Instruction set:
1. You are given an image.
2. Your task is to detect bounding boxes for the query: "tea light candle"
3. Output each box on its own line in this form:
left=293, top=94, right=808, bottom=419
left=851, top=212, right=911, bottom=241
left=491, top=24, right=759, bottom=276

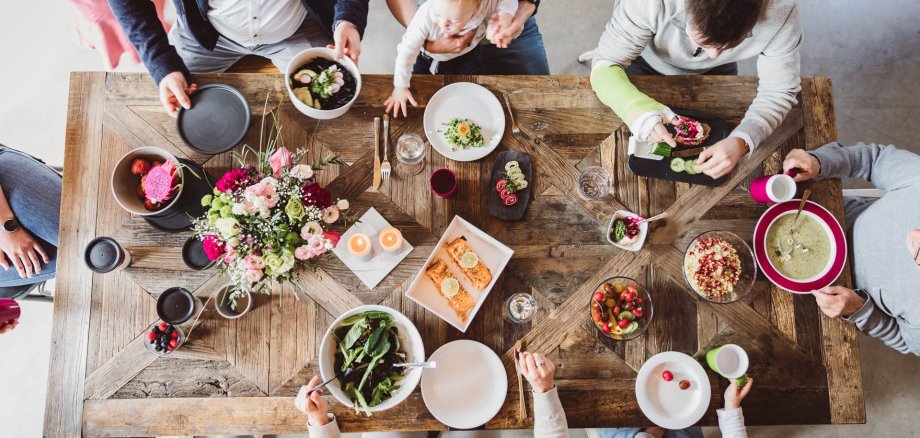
left=379, top=227, right=403, bottom=253
left=348, top=232, right=373, bottom=261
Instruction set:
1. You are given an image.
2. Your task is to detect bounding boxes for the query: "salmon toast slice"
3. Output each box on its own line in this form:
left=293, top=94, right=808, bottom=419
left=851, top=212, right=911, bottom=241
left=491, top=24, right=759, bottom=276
left=425, top=259, right=475, bottom=322
left=445, top=236, right=493, bottom=290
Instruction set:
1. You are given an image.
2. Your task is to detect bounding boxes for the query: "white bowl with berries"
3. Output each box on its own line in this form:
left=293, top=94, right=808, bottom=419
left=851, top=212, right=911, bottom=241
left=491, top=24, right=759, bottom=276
left=144, top=320, right=184, bottom=356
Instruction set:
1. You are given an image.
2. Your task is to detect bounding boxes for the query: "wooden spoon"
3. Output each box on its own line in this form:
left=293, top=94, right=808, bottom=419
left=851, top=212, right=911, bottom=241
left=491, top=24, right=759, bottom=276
left=637, top=212, right=669, bottom=225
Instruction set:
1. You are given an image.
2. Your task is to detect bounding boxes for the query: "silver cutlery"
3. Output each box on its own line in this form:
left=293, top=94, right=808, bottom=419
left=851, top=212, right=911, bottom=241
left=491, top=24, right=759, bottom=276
left=373, top=117, right=381, bottom=190
left=394, top=361, right=437, bottom=369
left=308, top=363, right=368, bottom=395
left=503, top=93, right=522, bottom=140
left=381, top=114, right=392, bottom=181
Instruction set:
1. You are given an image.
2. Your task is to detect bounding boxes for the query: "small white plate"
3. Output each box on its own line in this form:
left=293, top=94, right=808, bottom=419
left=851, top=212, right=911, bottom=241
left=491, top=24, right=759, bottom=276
left=423, top=82, right=505, bottom=162
left=421, top=340, right=508, bottom=429
left=405, top=215, right=514, bottom=332
left=607, top=210, right=648, bottom=252
left=635, top=351, right=711, bottom=429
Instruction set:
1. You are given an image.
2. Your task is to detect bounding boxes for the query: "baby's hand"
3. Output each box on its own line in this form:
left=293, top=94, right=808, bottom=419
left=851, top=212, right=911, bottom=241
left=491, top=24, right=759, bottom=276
left=488, top=13, right=516, bottom=48
left=384, top=87, right=418, bottom=118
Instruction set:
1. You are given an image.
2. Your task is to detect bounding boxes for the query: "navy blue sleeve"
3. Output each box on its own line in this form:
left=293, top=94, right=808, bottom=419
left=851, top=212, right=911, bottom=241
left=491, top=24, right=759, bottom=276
left=108, top=0, right=189, bottom=85
left=333, top=0, right=370, bottom=36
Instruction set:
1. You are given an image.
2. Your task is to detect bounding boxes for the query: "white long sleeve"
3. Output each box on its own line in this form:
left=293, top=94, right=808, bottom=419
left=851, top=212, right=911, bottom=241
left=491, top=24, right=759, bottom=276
left=533, top=387, right=569, bottom=438
left=307, top=414, right=341, bottom=438
left=393, top=2, right=435, bottom=89
left=716, top=408, right=748, bottom=438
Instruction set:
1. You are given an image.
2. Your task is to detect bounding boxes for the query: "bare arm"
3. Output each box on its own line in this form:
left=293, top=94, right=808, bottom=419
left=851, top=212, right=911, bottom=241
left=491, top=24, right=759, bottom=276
left=386, top=0, right=417, bottom=28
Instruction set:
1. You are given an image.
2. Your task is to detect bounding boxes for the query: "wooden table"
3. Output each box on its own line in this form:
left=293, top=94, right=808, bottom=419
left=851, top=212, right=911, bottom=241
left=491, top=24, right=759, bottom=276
left=46, top=73, right=865, bottom=437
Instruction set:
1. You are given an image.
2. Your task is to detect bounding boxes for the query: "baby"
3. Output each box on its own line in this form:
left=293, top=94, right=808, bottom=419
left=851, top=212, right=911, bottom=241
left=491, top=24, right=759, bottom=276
left=384, top=0, right=518, bottom=117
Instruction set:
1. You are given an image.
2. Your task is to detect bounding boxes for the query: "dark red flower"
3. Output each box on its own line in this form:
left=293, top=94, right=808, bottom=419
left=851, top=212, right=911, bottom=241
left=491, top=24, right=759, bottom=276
left=216, top=168, right=251, bottom=193
left=302, top=183, right=332, bottom=209
left=202, top=235, right=226, bottom=261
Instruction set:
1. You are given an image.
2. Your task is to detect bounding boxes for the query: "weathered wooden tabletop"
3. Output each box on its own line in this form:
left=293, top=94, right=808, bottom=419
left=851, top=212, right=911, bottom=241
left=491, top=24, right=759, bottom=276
left=46, top=72, right=865, bottom=437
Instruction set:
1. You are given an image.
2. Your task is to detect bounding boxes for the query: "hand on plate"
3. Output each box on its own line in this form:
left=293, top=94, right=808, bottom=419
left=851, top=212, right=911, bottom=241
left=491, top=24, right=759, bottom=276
left=295, top=376, right=331, bottom=426
left=159, top=71, right=197, bottom=118
left=783, top=149, right=821, bottom=182
left=646, top=117, right=678, bottom=147
left=518, top=351, right=555, bottom=393
left=384, top=87, right=418, bottom=118
left=724, top=376, right=753, bottom=410
left=696, top=136, right=748, bottom=178
left=812, top=286, right=866, bottom=319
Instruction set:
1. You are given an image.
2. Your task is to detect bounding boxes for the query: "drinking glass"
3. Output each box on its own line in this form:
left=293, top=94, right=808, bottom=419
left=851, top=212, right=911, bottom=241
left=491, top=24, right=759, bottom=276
left=396, top=133, right=427, bottom=176
left=578, top=166, right=611, bottom=200
left=504, top=292, right=538, bottom=323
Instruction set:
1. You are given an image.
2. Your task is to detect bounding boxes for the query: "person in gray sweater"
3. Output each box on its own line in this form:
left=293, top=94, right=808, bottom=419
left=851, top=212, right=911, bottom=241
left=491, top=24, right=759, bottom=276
left=783, top=143, right=920, bottom=356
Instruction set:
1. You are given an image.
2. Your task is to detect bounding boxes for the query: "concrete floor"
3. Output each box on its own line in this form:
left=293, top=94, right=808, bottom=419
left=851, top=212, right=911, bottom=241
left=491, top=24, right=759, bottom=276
left=1, top=0, right=919, bottom=436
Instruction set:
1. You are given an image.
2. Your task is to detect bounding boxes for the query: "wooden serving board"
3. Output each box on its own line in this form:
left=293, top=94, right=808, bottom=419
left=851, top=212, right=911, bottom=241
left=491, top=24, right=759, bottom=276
left=488, top=150, right=532, bottom=220
left=627, top=109, right=730, bottom=187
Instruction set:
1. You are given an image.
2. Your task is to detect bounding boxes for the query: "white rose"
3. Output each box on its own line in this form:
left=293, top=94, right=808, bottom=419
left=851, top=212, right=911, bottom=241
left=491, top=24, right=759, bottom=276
left=290, top=164, right=314, bottom=179
left=215, top=217, right=239, bottom=239
left=231, top=203, right=247, bottom=215
left=336, top=199, right=349, bottom=210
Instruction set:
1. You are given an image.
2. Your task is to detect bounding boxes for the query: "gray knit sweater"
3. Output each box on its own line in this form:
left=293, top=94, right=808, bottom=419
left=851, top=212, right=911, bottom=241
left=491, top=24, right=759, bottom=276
left=811, top=142, right=920, bottom=355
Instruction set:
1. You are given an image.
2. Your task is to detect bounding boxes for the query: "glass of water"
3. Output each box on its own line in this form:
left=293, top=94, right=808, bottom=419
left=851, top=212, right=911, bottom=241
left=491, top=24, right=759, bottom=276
left=504, top=292, right=538, bottom=324
left=578, top=166, right=611, bottom=200
left=396, top=133, right=426, bottom=176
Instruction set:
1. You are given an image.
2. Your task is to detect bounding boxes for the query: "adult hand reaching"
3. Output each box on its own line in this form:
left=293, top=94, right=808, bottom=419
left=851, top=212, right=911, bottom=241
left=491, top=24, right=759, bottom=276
left=812, top=286, right=866, bottom=319
left=295, top=376, right=331, bottom=427
left=518, top=351, right=556, bottom=393
left=331, top=21, right=361, bottom=63
left=696, top=137, right=749, bottom=178
left=783, top=149, right=821, bottom=182
left=724, top=376, right=753, bottom=410
left=425, top=29, right=477, bottom=55
left=0, top=228, right=49, bottom=279
left=159, top=71, right=197, bottom=118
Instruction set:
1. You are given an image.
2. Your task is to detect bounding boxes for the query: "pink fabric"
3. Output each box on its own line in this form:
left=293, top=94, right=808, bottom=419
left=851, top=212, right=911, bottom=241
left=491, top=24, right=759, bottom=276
left=69, top=0, right=171, bottom=69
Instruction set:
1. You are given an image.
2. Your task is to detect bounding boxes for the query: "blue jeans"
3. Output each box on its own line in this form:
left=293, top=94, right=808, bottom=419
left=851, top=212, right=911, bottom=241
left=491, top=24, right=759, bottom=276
left=479, top=17, right=550, bottom=74
left=0, top=146, right=61, bottom=297
left=593, top=427, right=703, bottom=438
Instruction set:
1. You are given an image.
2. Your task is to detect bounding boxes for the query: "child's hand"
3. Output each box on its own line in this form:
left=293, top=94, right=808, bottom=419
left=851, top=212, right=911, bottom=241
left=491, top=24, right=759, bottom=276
left=295, top=376, right=331, bottom=426
left=488, top=13, right=516, bottom=48
left=724, top=376, right=753, bottom=410
left=384, top=87, right=418, bottom=118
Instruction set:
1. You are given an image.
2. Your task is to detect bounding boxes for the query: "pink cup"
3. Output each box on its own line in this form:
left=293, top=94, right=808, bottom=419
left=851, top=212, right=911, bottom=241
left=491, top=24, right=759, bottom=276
left=750, top=169, right=798, bottom=204
left=0, top=298, right=21, bottom=326
left=430, top=168, right=458, bottom=198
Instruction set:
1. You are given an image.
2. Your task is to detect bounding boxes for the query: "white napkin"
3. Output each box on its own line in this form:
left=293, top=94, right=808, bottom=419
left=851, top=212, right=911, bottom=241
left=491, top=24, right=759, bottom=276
left=332, top=207, right=413, bottom=289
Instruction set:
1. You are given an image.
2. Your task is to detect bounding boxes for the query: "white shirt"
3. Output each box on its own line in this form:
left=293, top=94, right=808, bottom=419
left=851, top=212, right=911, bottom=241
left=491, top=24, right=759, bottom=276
left=393, top=0, right=517, bottom=88
left=208, top=0, right=308, bottom=48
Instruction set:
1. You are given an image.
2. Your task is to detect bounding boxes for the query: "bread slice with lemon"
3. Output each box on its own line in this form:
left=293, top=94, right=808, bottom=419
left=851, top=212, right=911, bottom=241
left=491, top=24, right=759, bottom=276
left=445, top=236, right=493, bottom=290
left=425, top=259, right=475, bottom=322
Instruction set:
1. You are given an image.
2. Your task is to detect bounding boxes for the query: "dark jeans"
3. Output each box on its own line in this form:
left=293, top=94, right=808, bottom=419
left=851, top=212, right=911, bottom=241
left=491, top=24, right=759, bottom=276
left=412, top=17, right=550, bottom=76
left=0, top=146, right=61, bottom=298
left=626, top=56, right=738, bottom=76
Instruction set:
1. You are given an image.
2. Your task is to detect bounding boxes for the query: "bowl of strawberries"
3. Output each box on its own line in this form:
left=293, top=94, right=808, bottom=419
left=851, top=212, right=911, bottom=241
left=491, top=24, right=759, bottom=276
left=589, top=277, right=653, bottom=341
left=111, top=147, right=184, bottom=216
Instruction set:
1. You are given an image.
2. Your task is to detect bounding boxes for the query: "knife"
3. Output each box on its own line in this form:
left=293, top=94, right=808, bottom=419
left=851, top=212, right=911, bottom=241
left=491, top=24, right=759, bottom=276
left=373, top=117, right=381, bottom=190
left=513, top=339, right=527, bottom=420
left=672, top=146, right=706, bottom=158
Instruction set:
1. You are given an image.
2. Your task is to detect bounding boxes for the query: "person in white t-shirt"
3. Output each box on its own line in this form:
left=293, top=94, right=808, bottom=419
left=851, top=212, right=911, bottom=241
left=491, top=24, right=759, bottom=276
left=384, top=0, right=518, bottom=117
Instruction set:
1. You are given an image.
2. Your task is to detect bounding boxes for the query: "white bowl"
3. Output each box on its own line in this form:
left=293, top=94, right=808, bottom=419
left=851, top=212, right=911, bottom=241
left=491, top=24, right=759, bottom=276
left=111, top=146, right=183, bottom=216
left=607, top=210, right=648, bottom=251
left=285, top=48, right=362, bottom=120
left=318, top=305, right=424, bottom=413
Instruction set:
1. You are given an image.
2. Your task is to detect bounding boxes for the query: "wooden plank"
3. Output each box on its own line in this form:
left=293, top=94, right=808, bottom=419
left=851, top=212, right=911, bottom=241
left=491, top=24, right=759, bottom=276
left=799, top=77, right=866, bottom=424
left=44, top=72, right=106, bottom=438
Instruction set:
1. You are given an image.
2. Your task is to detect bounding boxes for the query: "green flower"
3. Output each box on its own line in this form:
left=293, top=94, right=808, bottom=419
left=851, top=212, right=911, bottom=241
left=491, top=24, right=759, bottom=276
left=220, top=206, right=233, bottom=218
left=285, top=198, right=306, bottom=223
left=263, top=250, right=295, bottom=276
left=201, top=194, right=213, bottom=207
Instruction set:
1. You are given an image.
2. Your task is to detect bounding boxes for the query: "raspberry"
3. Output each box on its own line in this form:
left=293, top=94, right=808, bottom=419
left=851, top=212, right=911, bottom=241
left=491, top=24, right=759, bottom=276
left=131, top=159, right=151, bottom=176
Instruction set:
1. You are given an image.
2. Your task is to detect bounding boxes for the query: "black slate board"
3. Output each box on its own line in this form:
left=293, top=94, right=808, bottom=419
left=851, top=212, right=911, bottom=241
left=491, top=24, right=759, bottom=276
left=488, top=151, right=532, bottom=221
left=627, top=109, right=730, bottom=187
left=177, top=84, right=250, bottom=155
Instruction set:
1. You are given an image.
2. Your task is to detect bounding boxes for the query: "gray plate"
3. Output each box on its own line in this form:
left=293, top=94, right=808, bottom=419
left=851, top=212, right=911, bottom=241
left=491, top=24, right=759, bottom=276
left=177, top=84, right=250, bottom=155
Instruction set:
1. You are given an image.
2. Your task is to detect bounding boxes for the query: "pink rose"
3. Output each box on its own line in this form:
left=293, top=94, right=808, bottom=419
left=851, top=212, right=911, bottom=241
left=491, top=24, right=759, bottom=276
left=243, top=255, right=265, bottom=271
left=300, top=221, right=323, bottom=239
left=322, top=206, right=340, bottom=224
left=245, top=269, right=264, bottom=283
left=222, top=248, right=237, bottom=264
left=290, top=164, right=314, bottom=179
left=307, top=235, right=327, bottom=256
left=294, top=245, right=314, bottom=260
left=323, top=231, right=341, bottom=249
left=269, top=147, right=292, bottom=176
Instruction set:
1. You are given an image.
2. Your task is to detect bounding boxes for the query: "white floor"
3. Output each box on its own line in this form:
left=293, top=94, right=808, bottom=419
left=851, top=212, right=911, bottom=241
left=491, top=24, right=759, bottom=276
left=1, top=0, right=919, bottom=436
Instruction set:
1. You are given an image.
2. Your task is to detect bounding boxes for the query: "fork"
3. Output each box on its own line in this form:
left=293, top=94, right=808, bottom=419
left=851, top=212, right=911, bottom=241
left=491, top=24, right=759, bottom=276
left=502, top=93, right=522, bottom=140
left=381, top=114, right=392, bottom=181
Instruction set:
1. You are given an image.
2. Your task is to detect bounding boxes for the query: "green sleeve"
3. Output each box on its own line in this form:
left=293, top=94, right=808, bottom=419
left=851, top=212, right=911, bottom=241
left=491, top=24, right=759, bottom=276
left=590, top=65, right=665, bottom=125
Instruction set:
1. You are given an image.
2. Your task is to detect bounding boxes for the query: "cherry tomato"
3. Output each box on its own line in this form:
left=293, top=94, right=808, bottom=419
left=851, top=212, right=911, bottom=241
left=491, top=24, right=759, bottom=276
left=591, top=308, right=602, bottom=323
left=612, top=306, right=621, bottom=315
left=601, top=322, right=612, bottom=333
left=623, top=302, right=635, bottom=311
left=593, top=291, right=605, bottom=302
left=662, top=370, right=674, bottom=381
left=605, top=298, right=616, bottom=307
left=619, top=291, right=629, bottom=301
left=632, top=309, right=643, bottom=318
left=635, top=297, right=644, bottom=305
left=625, top=291, right=637, bottom=302
left=618, top=319, right=630, bottom=329
left=603, top=283, right=615, bottom=293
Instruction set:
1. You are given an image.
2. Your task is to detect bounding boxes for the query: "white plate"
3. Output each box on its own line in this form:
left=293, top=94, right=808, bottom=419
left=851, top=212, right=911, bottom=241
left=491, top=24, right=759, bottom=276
left=405, top=215, right=514, bottom=332
left=635, top=351, right=711, bottom=429
left=422, top=340, right=508, bottom=429
left=423, top=82, right=505, bottom=162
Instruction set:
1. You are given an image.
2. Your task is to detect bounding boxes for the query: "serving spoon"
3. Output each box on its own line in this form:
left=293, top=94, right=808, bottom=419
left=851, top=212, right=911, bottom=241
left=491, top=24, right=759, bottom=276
left=636, top=212, right=669, bottom=225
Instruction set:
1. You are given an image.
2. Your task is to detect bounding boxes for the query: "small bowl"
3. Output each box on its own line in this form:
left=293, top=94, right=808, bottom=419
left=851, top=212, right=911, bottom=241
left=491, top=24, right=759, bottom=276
left=143, top=320, right=185, bottom=356
left=318, top=305, right=424, bottom=413
left=682, top=231, right=757, bottom=303
left=111, top=147, right=184, bottom=216
left=589, top=277, right=654, bottom=341
left=285, top=47, right=362, bottom=120
left=607, top=210, right=648, bottom=251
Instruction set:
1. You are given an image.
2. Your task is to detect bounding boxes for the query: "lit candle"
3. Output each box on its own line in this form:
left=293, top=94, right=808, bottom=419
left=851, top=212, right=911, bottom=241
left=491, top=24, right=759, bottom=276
left=378, top=227, right=403, bottom=253
left=348, top=233, right=373, bottom=261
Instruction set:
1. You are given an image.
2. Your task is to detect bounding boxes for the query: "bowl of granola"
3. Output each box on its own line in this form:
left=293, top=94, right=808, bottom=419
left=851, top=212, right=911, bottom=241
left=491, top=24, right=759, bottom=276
left=682, top=231, right=757, bottom=303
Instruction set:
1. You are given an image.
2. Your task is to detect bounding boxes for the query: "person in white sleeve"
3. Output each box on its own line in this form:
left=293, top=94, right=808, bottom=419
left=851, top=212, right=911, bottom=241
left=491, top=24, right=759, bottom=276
left=294, top=351, right=568, bottom=437
left=589, top=377, right=753, bottom=438
left=384, top=0, right=518, bottom=117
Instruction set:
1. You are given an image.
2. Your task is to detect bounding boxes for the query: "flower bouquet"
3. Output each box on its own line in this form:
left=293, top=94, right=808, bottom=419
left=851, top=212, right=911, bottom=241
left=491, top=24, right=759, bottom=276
left=193, top=105, right=354, bottom=310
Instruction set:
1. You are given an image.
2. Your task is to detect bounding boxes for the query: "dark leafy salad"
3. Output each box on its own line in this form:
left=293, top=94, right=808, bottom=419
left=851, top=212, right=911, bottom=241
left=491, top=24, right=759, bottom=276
left=333, top=311, right=406, bottom=415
